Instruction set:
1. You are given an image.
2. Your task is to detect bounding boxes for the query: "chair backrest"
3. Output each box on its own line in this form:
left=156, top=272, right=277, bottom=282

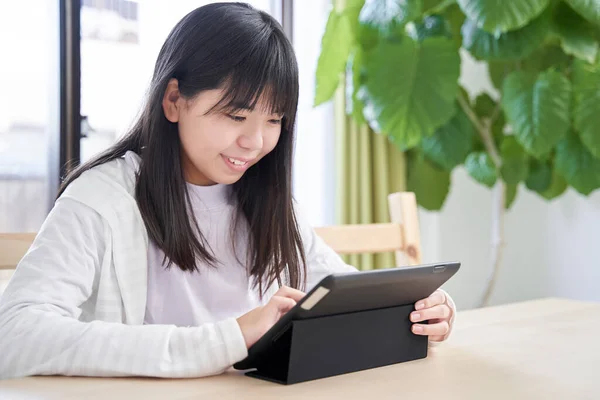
left=314, top=192, right=422, bottom=267
left=0, top=233, right=37, bottom=294
left=0, top=233, right=37, bottom=271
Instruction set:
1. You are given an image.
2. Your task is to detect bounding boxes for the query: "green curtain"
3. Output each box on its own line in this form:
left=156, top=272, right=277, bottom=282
left=334, top=85, right=407, bottom=271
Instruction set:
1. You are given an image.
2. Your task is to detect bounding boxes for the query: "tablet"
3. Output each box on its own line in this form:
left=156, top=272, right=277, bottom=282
left=233, top=261, right=460, bottom=370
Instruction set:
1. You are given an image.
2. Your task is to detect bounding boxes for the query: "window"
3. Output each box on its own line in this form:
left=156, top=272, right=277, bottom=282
left=0, top=0, right=60, bottom=233
left=0, top=0, right=61, bottom=291
left=81, top=0, right=140, bottom=43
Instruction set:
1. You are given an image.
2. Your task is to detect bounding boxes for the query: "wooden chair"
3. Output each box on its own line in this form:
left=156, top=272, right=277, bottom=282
left=315, top=192, right=422, bottom=267
left=0, top=233, right=36, bottom=293
left=0, top=192, right=422, bottom=292
left=0, top=233, right=37, bottom=271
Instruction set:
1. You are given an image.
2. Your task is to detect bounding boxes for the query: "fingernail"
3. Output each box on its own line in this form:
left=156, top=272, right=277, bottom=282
left=411, top=313, right=420, bottom=321
left=416, top=302, right=425, bottom=310
left=413, top=325, right=423, bottom=333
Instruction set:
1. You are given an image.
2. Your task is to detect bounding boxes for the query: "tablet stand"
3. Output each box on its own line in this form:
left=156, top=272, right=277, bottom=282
left=244, top=304, right=427, bottom=385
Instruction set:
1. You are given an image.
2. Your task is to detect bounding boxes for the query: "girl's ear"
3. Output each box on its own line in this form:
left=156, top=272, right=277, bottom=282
left=162, top=78, right=181, bottom=123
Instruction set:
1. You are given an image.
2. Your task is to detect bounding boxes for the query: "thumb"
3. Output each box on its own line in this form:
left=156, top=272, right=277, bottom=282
left=268, top=295, right=297, bottom=316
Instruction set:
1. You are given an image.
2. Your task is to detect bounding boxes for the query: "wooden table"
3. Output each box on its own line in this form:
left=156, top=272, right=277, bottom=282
left=1, top=297, right=598, bottom=399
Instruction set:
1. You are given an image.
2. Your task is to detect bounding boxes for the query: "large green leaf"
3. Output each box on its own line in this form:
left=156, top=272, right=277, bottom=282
left=540, top=170, right=568, bottom=200
left=345, top=0, right=367, bottom=24
left=491, top=112, right=506, bottom=148
left=314, top=11, right=354, bottom=106
left=521, top=45, right=573, bottom=74
left=525, top=159, right=568, bottom=199
left=408, top=153, right=451, bottom=210
left=357, top=24, right=381, bottom=51
left=487, top=45, right=570, bottom=91
left=474, top=92, right=497, bottom=117
left=457, top=0, right=549, bottom=34
left=555, top=133, right=600, bottom=195
left=421, top=107, right=475, bottom=170
left=552, top=2, right=599, bottom=64
left=525, top=159, right=552, bottom=192
left=573, top=59, right=600, bottom=158
left=489, top=46, right=571, bottom=101
left=345, top=48, right=367, bottom=125
left=465, top=152, right=497, bottom=187
left=500, top=136, right=529, bottom=184
left=355, top=4, right=381, bottom=51
left=345, top=0, right=367, bottom=38
left=502, top=69, right=571, bottom=158
left=407, top=14, right=452, bottom=42
left=444, top=3, right=466, bottom=48
left=488, top=61, right=514, bottom=90
left=359, top=0, right=422, bottom=35
left=423, top=0, right=456, bottom=14
left=362, top=37, right=460, bottom=148
left=564, top=0, right=600, bottom=26
left=506, top=183, right=519, bottom=209
left=462, top=11, right=551, bottom=61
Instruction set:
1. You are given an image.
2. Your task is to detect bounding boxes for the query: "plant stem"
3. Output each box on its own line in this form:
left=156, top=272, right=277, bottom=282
left=489, top=99, right=503, bottom=127
left=481, top=181, right=506, bottom=307
left=457, top=91, right=506, bottom=308
left=457, top=92, right=502, bottom=167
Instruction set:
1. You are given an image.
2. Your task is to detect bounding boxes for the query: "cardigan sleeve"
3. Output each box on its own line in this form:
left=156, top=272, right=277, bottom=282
left=0, top=197, right=247, bottom=379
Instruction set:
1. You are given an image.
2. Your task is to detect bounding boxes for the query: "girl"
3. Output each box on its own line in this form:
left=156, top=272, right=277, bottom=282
left=0, top=2, right=455, bottom=379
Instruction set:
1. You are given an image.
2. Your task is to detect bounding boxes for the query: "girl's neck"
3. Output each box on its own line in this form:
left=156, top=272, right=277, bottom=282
left=186, top=182, right=231, bottom=211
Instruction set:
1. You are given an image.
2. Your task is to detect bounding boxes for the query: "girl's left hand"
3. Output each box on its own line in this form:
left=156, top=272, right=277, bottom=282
left=410, top=289, right=454, bottom=342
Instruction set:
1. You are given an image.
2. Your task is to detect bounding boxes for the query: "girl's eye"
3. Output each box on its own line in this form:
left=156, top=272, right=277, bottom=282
left=227, top=114, right=246, bottom=122
left=269, top=119, right=282, bottom=125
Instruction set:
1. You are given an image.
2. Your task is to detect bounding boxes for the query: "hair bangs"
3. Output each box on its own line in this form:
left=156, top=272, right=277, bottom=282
left=208, top=31, right=298, bottom=128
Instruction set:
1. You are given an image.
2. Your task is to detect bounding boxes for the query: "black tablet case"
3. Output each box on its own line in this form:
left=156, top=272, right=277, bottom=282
left=244, top=303, right=427, bottom=385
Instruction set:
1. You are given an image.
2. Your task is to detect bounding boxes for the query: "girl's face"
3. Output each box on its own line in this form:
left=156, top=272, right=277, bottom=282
left=162, top=79, right=283, bottom=186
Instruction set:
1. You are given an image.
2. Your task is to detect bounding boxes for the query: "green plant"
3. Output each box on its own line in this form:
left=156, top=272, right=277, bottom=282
left=315, top=0, right=600, bottom=306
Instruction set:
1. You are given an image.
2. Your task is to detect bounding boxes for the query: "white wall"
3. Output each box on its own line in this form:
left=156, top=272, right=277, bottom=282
left=292, top=0, right=336, bottom=228
left=546, top=191, right=600, bottom=302
left=419, top=51, right=600, bottom=310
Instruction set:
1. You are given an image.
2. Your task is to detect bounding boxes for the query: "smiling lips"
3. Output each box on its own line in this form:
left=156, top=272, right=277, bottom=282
left=227, top=157, right=247, bottom=166
left=222, top=155, right=255, bottom=171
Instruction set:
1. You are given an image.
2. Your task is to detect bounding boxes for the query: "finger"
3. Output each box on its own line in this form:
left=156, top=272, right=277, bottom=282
left=410, top=304, right=451, bottom=323
left=415, top=289, right=447, bottom=310
left=275, top=286, right=305, bottom=302
left=429, top=335, right=446, bottom=343
left=268, top=295, right=297, bottom=314
left=412, top=321, right=450, bottom=336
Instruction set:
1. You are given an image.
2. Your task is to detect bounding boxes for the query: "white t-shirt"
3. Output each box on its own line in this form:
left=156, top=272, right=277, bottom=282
left=144, top=182, right=264, bottom=326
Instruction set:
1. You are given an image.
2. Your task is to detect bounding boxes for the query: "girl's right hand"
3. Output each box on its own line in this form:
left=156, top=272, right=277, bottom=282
left=236, top=286, right=305, bottom=349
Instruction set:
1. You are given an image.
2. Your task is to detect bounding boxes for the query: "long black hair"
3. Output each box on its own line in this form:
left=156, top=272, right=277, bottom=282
left=58, top=2, right=306, bottom=294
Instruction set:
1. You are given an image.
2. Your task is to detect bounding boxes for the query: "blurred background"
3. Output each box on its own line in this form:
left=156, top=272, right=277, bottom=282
left=1, top=0, right=599, bottom=310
